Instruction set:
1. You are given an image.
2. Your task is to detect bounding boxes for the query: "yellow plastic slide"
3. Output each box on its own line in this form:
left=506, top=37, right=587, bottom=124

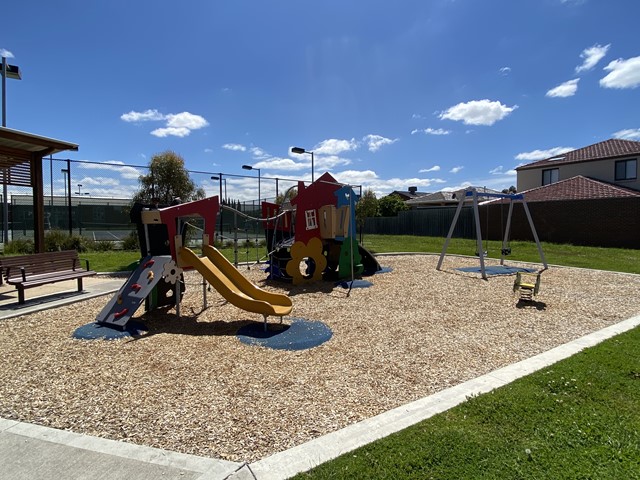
left=178, top=245, right=293, bottom=320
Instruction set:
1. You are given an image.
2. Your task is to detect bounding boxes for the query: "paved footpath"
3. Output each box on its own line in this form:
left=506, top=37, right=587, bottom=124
left=1, top=276, right=639, bottom=479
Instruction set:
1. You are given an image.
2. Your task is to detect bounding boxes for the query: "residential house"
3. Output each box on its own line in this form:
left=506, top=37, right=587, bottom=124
left=516, top=139, right=640, bottom=192
left=388, top=186, right=428, bottom=201
left=405, top=186, right=501, bottom=208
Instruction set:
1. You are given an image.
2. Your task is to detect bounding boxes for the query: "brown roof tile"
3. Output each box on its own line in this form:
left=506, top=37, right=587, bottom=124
left=517, top=139, right=640, bottom=170
left=519, top=175, right=640, bottom=202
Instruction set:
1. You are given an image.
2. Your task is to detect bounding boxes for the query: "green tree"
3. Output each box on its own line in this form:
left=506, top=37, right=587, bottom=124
left=133, top=151, right=204, bottom=204
left=501, top=185, right=517, bottom=194
left=378, top=193, right=409, bottom=217
left=275, top=186, right=297, bottom=205
left=356, top=189, right=378, bottom=228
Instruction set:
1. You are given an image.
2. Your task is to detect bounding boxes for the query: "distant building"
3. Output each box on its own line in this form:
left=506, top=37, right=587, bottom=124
left=388, top=186, right=428, bottom=201
left=405, top=186, right=501, bottom=208
left=516, top=139, right=640, bottom=192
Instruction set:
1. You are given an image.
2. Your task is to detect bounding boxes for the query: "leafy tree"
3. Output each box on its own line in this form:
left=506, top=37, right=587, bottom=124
left=356, top=189, right=379, bottom=228
left=133, top=150, right=203, bottom=204
left=378, top=193, right=410, bottom=217
left=275, top=187, right=298, bottom=205
left=501, top=185, right=517, bottom=194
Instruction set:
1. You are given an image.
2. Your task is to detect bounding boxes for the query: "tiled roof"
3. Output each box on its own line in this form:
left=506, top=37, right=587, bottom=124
left=519, top=176, right=640, bottom=202
left=406, top=186, right=502, bottom=205
left=390, top=190, right=429, bottom=199
left=517, top=139, right=640, bottom=170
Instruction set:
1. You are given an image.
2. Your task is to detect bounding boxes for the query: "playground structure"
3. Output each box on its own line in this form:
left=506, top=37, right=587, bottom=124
left=437, top=187, right=548, bottom=280
left=263, top=172, right=380, bottom=285
left=96, top=196, right=293, bottom=331
left=96, top=172, right=379, bottom=331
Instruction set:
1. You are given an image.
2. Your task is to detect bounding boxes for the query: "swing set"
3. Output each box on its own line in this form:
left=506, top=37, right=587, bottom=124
left=436, top=187, right=548, bottom=280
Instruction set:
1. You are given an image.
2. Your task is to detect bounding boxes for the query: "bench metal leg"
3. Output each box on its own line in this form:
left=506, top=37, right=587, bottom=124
left=17, top=287, right=25, bottom=305
left=77, top=278, right=84, bottom=292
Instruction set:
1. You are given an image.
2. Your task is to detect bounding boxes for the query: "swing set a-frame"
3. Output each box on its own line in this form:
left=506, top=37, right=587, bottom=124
left=436, top=187, right=548, bottom=280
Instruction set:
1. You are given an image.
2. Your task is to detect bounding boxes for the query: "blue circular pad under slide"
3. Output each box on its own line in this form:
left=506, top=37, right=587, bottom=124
left=237, top=318, right=332, bottom=351
left=73, top=321, right=147, bottom=340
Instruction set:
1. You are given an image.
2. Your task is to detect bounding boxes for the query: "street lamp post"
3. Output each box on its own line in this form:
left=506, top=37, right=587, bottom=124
left=291, top=146, right=314, bottom=183
left=2, top=53, right=22, bottom=244
left=76, top=184, right=83, bottom=195
left=242, top=165, right=261, bottom=206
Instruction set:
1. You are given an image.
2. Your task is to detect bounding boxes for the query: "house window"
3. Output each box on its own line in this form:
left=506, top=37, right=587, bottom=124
left=542, top=168, right=559, bottom=186
left=615, top=159, right=637, bottom=181
left=304, top=209, right=318, bottom=230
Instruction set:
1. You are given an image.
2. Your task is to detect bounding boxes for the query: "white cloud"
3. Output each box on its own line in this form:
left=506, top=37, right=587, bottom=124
left=222, top=143, right=247, bottom=152
left=600, top=55, right=640, bottom=89
left=419, top=165, right=441, bottom=173
left=0, top=49, right=15, bottom=58
left=546, top=78, right=580, bottom=98
left=121, top=109, right=165, bottom=122
left=204, top=148, right=213, bottom=153
left=121, top=109, right=208, bottom=137
left=150, top=127, right=191, bottom=138
left=251, top=147, right=270, bottom=159
left=449, top=166, right=464, bottom=174
left=515, top=146, right=574, bottom=161
left=313, top=138, right=358, bottom=155
left=489, top=166, right=504, bottom=174
left=412, top=128, right=451, bottom=136
left=575, top=44, right=610, bottom=73
left=613, top=128, right=640, bottom=140
left=85, top=161, right=143, bottom=180
left=499, top=66, right=511, bottom=76
left=439, top=99, right=517, bottom=126
left=164, top=112, right=208, bottom=130
left=363, top=134, right=398, bottom=152
left=412, top=113, right=425, bottom=120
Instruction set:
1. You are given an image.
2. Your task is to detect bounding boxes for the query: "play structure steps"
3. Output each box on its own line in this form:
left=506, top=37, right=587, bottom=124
left=96, top=255, right=175, bottom=329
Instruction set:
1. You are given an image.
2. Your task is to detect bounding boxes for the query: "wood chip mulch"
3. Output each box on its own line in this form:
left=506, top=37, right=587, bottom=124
left=0, top=254, right=638, bottom=462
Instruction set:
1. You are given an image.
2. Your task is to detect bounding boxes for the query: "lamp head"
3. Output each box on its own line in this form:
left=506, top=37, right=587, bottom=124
left=291, top=147, right=306, bottom=154
left=242, top=165, right=253, bottom=171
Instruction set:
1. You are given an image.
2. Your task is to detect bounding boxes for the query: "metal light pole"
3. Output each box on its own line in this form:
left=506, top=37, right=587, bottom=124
left=2, top=53, right=22, bottom=244
left=291, top=146, right=314, bottom=183
left=242, top=165, right=261, bottom=205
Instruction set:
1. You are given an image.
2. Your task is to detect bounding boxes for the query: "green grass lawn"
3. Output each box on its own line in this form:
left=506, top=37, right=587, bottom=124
left=361, top=234, right=640, bottom=274
left=81, top=235, right=640, bottom=274
left=294, top=325, right=640, bottom=479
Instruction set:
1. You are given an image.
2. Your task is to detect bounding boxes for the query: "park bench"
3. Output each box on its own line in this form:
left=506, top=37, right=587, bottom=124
left=0, top=250, right=97, bottom=304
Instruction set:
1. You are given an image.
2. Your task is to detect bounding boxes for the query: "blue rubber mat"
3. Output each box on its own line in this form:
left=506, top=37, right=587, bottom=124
left=456, top=265, right=537, bottom=276
left=335, top=279, right=374, bottom=289
left=237, top=318, right=332, bottom=351
left=73, top=321, right=147, bottom=340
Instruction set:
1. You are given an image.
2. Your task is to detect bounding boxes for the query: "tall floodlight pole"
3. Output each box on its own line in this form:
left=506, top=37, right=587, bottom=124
left=1, top=53, right=22, bottom=244
left=291, top=146, right=314, bottom=183
left=242, top=165, right=261, bottom=205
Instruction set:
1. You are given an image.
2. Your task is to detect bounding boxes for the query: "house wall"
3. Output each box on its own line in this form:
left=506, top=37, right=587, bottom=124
left=517, top=155, right=640, bottom=191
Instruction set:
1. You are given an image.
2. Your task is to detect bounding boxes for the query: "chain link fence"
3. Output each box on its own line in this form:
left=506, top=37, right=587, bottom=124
left=2, top=157, right=304, bottom=248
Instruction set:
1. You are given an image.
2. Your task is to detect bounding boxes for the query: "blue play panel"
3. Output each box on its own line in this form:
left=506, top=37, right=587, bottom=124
left=73, top=321, right=147, bottom=340
left=237, top=318, right=332, bottom=351
left=456, top=265, right=537, bottom=276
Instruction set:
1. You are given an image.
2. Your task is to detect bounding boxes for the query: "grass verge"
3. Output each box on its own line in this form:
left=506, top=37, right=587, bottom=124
left=295, top=325, right=640, bottom=479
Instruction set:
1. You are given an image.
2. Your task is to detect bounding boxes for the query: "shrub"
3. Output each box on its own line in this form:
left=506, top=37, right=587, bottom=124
left=91, top=240, right=114, bottom=252
left=3, top=238, right=35, bottom=254
left=121, top=231, right=140, bottom=251
left=44, top=230, right=90, bottom=252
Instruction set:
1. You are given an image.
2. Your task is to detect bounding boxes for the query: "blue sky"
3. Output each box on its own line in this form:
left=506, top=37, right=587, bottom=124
left=2, top=0, right=640, bottom=201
